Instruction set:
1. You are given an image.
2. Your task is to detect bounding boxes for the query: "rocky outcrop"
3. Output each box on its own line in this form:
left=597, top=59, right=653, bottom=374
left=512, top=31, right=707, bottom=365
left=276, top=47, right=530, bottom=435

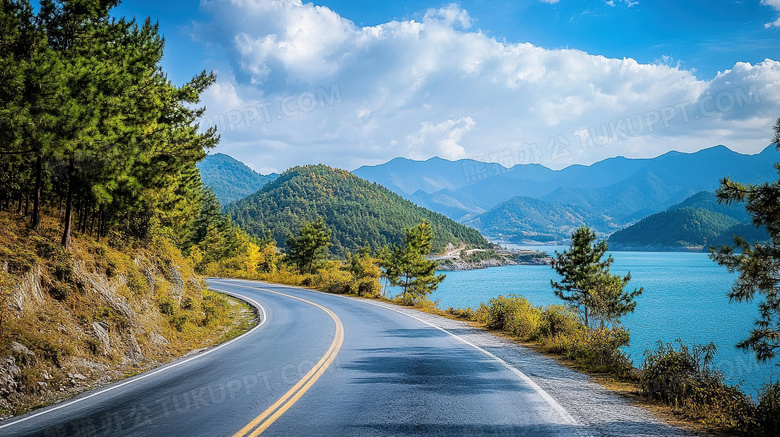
left=169, top=265, right=184, bottom=304
left=74, top=260, right=138, bottom=327
left=91, top=322, right=111, bottom=356
left=10, top=265, right=45, bottom=312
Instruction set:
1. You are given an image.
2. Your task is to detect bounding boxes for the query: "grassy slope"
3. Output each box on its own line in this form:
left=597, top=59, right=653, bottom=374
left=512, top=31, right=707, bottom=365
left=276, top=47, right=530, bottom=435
left=0, top=212, right=255, bottom=417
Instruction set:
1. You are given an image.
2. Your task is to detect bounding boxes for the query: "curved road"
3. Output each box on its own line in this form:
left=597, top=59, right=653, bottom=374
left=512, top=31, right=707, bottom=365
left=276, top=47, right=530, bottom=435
left=1, top=279, right=583, bottom=436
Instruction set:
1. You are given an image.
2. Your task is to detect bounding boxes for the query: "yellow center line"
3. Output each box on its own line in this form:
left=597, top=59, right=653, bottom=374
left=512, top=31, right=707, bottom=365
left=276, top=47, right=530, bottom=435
left=210, top=280, right=344, bottom=437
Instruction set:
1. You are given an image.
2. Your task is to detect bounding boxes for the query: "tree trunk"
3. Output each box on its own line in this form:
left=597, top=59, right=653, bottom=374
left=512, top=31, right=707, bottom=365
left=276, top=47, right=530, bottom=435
left=61, top=170, right=75, bottom=249
left=30, top=154, right=42, bottom=231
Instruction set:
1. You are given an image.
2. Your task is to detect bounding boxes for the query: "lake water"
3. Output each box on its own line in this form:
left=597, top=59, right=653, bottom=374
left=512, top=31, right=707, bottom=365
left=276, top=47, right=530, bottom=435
left=408, top=247, right=778, bottom=397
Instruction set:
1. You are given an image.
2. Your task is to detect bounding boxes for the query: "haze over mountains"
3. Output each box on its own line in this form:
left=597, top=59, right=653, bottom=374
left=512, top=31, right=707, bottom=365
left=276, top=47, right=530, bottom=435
left=354, top=145, right=778, bottom=243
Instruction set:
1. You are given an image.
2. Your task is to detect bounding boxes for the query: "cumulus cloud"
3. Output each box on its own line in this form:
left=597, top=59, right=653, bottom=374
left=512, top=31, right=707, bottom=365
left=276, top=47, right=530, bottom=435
left=406, top=117, right=476, bottom=160
left=195, top=0, right=780, bottom=173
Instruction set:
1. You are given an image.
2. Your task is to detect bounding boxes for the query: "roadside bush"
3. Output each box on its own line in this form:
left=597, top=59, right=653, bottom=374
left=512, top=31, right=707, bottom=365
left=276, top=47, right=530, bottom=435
left=475, top=295, right=541, bottom=339
left=640, top=340, right=753, bottom=429
left=748, top=381, right=780, bottom=436
left=446, top=307, right=475, bottom=320
left=201, top=291, right=230, bottom=326
left=534, top=305, right=583, bottom=341
left=565, top=327, right=632, bottom=375
left=318, top=265, right=353, bottom=294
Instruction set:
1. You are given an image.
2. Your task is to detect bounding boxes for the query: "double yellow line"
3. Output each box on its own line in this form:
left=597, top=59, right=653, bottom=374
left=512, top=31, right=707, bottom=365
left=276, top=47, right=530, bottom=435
left=211, top=281, right=344, bottom=437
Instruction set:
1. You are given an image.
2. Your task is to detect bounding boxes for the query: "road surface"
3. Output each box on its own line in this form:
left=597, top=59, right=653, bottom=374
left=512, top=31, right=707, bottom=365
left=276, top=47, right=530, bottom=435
left=0, top=279, right=686, bottom=436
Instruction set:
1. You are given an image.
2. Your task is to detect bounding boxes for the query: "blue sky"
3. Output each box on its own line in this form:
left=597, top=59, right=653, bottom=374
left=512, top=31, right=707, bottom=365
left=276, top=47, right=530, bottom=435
left=113, top=0, right=780, bottom=173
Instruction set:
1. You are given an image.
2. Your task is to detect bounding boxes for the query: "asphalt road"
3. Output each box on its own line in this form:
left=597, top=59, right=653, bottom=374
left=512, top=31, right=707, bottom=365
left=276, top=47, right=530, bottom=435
left=1, top=279, right=583, bottom=436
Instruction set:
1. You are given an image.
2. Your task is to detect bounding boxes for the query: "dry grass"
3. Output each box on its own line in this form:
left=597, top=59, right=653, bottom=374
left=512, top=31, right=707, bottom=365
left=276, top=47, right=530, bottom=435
left=0, top=211, right=257, bottom=418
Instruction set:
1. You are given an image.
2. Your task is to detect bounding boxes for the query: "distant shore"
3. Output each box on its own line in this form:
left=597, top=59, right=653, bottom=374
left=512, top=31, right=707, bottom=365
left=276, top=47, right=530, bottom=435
left=433, top=248, right=552, bottom=271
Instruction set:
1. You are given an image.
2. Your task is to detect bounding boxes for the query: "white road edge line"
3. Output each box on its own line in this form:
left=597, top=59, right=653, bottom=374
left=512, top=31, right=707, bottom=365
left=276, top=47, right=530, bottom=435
left=0, top=289, right=267, bottom=430
left=226, top=279, right=578, bottom=426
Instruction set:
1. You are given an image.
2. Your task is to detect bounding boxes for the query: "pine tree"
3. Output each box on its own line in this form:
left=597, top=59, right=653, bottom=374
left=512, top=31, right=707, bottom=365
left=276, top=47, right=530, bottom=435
left=286, top=217, right=332, bottom=274
left=0, top=1, right=218, bottom=247
left=710, top=118, right=780, bottom=362
left=551, top=226, right=642, bottom=329
left=385, top=221, right=445, bottom=305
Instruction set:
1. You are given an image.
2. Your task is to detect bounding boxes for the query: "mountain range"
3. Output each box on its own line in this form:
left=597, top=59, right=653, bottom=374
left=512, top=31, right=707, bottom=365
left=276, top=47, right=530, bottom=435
left=197, top=145, right=777, bottom=250
left=354, top=145, right=778, bottom=243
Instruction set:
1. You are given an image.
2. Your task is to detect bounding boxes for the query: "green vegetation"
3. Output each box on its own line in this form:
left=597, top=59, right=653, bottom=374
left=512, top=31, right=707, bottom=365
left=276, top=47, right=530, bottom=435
left=448, top=295, right=632, bottom=376
left=711, top=119, right=780, bottom=363
left=640, top=340, right=780, bottom=435
left=0, top=212, right=249, bottom=416
left=551, top=227, right=642, bottom=329
left=197, top=153, right=277, bottom=206
left=384, top=221, right=445, bottom=305
left=226, top=164, right=490, bottom=255
left=0, top=0, right=217, bottom=248
left=0, top=1, right=258, bottom=416
left=609, top=206, right=742, bottom=250
left=608, top=191, right=770, bottom=251
left=447, top=289, right=779, bottom=435
left=287, top=217, right=332, bottom=275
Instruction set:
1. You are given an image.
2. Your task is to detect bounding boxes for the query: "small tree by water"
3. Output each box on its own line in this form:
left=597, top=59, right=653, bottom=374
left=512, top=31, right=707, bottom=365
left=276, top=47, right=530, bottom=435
left=550, top=226, right=643, bottom=329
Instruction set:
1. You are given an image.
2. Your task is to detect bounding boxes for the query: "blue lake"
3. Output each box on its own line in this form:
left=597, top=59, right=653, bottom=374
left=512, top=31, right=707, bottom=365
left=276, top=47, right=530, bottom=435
left=407, top=248, right=778, bottom=397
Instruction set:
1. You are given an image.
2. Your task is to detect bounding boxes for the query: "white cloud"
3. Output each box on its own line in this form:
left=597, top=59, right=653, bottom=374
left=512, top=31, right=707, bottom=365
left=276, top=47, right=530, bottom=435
left=604, top=0, right=639, bottom=7
left=406, top=117, right=476, bottom=160
left=763, top=0, right=780, bottom=27
left=196, top=0, right=780, bottom=173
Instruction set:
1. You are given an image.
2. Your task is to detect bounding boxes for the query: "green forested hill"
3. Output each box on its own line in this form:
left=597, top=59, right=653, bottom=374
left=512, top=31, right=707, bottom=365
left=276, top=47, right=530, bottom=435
left=197, top=153, right=278, bottom=205
left=608, top=191, right=770, bottom=251
left=226, top=165, right=490, bottom=255
left=608, top=207, right=739, bottom=250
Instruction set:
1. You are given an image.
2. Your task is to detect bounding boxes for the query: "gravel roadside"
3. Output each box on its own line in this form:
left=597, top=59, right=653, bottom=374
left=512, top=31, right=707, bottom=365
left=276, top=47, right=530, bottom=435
left=360, top=298, right=696, bottom=437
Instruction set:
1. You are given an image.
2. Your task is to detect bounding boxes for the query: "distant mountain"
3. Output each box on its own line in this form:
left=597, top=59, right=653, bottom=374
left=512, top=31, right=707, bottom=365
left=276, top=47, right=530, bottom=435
left=464, top=196, right=615, bottom=244
left=197, top=153, right=278, bottom=205
left=227, top=165, right=490, bottom=256
left=356, top=145, right=779, bottom=237
left=352, top=156, right=512, bottom=197
left=607, top=191, right=769, bottom=251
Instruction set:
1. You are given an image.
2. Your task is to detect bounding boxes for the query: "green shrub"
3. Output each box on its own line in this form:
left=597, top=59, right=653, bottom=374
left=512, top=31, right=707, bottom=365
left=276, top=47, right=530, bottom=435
left=0, top=246, right=38, bottom=274
left=171, top=313, right=189, bottom=332
left=126, top=268, right=150, bottom=295
left=446, top=307, right=475, bottom=320
left=318, top=267, right=352, bottom=294
left=202, top=292, right=229, bottom=326
left=158, top=295, right=176, bottom=316
left=181, top=296, right=198, bottom=311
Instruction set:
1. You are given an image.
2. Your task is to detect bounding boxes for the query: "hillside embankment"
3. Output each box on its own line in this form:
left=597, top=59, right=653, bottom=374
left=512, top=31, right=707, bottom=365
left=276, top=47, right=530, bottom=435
left=0, top=212, right=255, bottom=418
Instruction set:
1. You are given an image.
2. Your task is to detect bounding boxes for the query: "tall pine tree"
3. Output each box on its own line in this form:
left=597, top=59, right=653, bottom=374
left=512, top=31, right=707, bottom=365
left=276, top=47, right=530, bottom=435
left=711, top=118, right=780, bottom=362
